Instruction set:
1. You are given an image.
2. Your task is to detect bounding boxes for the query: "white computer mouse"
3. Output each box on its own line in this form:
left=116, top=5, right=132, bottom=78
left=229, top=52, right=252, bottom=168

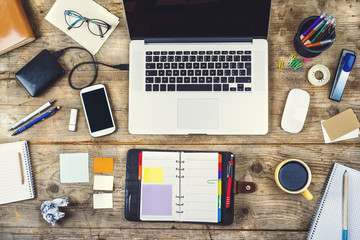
left=281, top=89, right=310, bottom=133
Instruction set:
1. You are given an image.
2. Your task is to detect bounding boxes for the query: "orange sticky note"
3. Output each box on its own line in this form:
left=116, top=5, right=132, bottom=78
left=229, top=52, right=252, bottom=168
left=94, top=158, right=114, bottom=173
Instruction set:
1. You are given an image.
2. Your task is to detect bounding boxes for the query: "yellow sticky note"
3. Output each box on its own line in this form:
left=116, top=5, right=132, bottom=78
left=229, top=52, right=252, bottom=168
left=143, top=168, right=164, bottom=183
left=94, top=158, right=114, bottom=173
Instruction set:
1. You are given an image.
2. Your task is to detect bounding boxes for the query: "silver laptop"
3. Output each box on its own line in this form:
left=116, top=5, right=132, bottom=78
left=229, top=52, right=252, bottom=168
left=124, top=0, right=271, bottom=135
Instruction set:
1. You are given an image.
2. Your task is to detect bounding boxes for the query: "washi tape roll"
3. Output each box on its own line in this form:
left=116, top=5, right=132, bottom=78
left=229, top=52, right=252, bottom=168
left=307, top=64, right=331, bottom=86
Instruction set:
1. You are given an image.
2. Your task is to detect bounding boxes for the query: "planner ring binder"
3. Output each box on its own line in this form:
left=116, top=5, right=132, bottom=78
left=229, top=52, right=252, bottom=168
left=125, top=149, right=258, bottom=225
left=125, top=149, right=237, bottom=225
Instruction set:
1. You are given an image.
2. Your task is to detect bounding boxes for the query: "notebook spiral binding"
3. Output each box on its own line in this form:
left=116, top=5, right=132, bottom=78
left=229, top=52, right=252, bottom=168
left=176, top=211, right=184, bottom=213
left=21, top=141, right=35, bottom=198
left=175, top=195, right=184, bottom=198
left=176, top=203, right=184, bottom=206
left=176, top=168, right=185, bottom=171
left=308, top=164, right=338, bottom=239
left=176, top=160, right=185, bottom=163
left=176, top=175, right=184, bottom=178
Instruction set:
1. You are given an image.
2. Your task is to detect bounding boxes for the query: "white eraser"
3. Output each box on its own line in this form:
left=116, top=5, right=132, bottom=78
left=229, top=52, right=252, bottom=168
left=68, top=109, right=78, bottom=132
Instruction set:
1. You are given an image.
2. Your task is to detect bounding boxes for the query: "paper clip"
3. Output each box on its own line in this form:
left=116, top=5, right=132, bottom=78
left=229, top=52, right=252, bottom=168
left=279, top=59, right=284, bottom=71
left=288, top=53, right=297, bottom=66
left=293, top=63, right=304, bottom=72
left=302, top=58, right=312, bottom=63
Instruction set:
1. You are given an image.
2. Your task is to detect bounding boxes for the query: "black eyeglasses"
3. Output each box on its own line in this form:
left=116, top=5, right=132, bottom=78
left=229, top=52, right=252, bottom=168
left=64, top=10, right=111, bottom=38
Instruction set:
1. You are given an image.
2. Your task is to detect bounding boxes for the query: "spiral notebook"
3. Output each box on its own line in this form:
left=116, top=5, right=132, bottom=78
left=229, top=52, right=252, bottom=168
left=307, top=163, right=360, bottom=239
left=125, top=149, right=235, bottom=225
left=0, top=141, right=35, bottom=205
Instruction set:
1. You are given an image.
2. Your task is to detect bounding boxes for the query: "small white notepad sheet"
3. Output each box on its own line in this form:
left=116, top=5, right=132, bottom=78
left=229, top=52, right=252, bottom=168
left=45, top=0, right=119, bottom=55
left=60, top=153, right=89, bottom=183
left=93, top=175, right=113, bottom=191
left=93, top=193, right=113, bottom=209
left=321, top=121, right=359, bottom=143
left=308, top=163, right=360, bottom=239
left=0, top=141, right=34, bottom=205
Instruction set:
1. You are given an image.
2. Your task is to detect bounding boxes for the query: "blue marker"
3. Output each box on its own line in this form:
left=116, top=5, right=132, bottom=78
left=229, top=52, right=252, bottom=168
left=11, top=106, right=60, bottom=136
left=330, top=52, right=356, bottom=101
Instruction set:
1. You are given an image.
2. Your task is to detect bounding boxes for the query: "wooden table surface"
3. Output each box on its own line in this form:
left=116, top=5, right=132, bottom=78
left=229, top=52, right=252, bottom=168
left=1, top=0, right=359, bottom=239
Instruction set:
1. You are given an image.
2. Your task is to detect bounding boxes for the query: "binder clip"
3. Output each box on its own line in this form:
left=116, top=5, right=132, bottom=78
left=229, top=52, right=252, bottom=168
left=329, top=50, right=356, bottom=101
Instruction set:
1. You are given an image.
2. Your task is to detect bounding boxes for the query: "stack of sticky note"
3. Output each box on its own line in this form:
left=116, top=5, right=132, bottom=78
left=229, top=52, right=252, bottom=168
left=93, top=158, right=114, bottom=209
left=321, top=109, right=360, bottom=143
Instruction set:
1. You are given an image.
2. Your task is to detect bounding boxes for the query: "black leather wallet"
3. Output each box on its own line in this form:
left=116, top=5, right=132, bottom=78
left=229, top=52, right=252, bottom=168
left=15, top=49, right=65, bottom=97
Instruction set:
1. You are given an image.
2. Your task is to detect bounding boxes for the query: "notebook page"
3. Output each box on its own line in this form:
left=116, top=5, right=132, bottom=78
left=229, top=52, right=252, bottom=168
left=0, top=141, right=33, bottom=205
left=180, top=152, right=219, bottom=222
left=140, top=151, right=180, bottom=221
left=308, top=163, right=360, bottom=239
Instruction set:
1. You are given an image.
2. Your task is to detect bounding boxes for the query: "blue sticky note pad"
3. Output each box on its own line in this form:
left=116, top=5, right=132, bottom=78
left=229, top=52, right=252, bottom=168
left=60, top=153, right=89, bottom=183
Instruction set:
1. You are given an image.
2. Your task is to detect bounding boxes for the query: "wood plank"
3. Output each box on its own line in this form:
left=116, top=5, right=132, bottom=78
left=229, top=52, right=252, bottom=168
left=0, top=144, right=359, bottom=231
left=0, top=229, right=308, bottom=240
left=1, top=0, right=360, bottom=238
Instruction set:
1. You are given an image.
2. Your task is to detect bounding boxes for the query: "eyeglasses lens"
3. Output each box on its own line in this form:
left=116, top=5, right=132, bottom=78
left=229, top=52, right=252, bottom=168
left=88, top=20, right=109, bottom=36
left=65, top=11, right=83, bottom=28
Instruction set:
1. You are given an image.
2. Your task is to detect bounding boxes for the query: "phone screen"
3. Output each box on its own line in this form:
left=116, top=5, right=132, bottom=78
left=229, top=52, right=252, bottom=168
left=81, top=88, right=114, bottom=132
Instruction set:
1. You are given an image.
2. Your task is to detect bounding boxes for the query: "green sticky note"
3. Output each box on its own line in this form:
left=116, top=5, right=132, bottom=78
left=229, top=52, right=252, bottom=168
left=143, top=168, right=164, bottom=183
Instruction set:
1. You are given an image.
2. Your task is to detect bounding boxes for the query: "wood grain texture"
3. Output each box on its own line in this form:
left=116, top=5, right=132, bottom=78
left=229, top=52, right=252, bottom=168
left=0, top=0, right=360, bottom=239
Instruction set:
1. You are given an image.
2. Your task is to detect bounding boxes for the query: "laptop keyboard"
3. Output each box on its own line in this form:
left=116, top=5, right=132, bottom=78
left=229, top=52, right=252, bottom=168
left=145, top=50, right=252, bottom=92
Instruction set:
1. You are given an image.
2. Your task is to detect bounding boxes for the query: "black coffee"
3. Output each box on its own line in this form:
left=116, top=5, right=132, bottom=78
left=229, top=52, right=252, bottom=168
left=278, top=162, right=308, bottom=191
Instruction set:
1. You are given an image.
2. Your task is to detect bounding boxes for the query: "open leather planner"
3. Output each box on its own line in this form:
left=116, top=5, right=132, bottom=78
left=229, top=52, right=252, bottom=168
left=124, top=149, right=255, bottom=225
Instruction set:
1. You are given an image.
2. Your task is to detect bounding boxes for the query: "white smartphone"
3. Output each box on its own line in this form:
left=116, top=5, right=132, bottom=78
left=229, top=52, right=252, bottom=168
left=80, top=84, right=116, bottom=137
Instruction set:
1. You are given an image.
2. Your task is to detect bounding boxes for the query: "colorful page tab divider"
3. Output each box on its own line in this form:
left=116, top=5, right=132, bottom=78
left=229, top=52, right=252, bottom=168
left=218, top=154, right=222, bottom=222
left=138, top=152, right=142, bottom=180
left=94, top=158, right=113, bottom=173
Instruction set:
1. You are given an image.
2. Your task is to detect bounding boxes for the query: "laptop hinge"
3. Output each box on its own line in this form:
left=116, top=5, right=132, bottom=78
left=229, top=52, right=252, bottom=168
left=144, top=37, right=253, bottom=44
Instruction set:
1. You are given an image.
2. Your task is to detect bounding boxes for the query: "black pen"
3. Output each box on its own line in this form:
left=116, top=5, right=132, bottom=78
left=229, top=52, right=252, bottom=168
left=320, top=25, right=335, bottom=41
left=11, top=106, right=60, bottom=136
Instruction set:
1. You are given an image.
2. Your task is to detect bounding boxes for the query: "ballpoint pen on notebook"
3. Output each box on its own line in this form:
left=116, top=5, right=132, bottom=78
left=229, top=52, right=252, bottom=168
left=226, top=160, right=234, bottom=208
left=343, top=170, right=348, bottom=240
left=9, top=100, right=56, bottom=130
left=11, top=106, right=60, bottom=136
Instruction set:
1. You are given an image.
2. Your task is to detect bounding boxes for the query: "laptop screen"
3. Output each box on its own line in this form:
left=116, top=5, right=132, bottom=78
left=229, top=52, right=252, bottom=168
left=123, top=0, right=271, bottom=40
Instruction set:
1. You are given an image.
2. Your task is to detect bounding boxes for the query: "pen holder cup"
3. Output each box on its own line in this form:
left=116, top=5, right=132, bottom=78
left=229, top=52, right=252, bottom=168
left=294, top=16, right=336, bottom=58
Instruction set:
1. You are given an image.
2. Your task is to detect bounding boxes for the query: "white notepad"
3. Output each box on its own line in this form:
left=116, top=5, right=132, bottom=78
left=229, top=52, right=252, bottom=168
left=308, top=163, right=360, bottom=239
left=45, top=0, right=119, bottom=55
left=139, top=151, right=219, bottom=222
left=0, top=141, right=35, bottom=205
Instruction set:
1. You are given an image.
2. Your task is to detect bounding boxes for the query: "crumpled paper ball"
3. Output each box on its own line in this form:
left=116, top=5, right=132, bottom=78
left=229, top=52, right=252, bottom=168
left=41, top=198, right=69, bottom=226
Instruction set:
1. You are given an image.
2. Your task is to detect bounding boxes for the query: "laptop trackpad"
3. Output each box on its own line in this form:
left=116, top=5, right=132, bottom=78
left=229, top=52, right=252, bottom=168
left=177, top=99, right=219, bottom=129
